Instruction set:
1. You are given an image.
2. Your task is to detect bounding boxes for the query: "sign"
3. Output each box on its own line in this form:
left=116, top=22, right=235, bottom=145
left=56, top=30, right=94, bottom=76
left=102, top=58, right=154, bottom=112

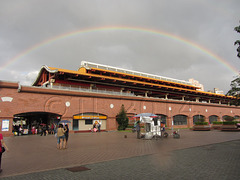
left=2, top=119, right=9, bottom=131
left=73, top=115, right=107, bottom=120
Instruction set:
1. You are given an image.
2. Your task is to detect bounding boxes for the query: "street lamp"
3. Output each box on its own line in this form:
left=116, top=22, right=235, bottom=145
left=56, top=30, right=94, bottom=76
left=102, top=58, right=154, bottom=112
left=169, top=107, right=173, bottom=130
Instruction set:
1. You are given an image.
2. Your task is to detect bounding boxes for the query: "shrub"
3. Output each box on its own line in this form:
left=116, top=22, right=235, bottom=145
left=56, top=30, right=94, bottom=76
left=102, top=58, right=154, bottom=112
left=195, top=122, right=208, bottom=125
left=197, top=118, right=205, bottom=123
left=223, top=121, right=237, bottom=125
left=116, top=104, right=129, bottom=130
left=212, top=121, right=223, bottom=125
left=127, top=125, right=134, bottom=128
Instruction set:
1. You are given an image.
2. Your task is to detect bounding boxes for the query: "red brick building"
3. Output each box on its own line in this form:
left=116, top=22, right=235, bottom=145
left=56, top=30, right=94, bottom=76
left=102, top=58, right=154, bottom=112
left=0, top=61, right=239, bottom=136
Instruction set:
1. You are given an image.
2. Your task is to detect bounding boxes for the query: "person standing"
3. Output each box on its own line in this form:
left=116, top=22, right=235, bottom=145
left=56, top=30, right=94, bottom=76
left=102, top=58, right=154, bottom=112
left=92, top=123, right=97, bottom=132
left=64, top=124, right=69, bottom=149
left=40, top=125, right=46, bottom=136
left=51, top=123, right=54, bottom=134
left=136, top=121, right=141, bottom=139
left=57, top=124, right=66, bottom=150
left=97, top=121, right=101, bottom=132
left=0, top=133, right=9, bottom=173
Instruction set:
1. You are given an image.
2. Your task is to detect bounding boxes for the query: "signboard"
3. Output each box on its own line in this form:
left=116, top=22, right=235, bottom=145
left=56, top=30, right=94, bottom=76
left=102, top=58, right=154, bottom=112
left=2, top=119, right=9, bottom=131
left=73, top=115, right=107, bottom=120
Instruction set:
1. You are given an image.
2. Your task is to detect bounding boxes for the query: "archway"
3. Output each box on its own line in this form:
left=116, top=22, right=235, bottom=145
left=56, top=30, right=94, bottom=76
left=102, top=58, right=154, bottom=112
left=193, top=115, right=205, bottom=125
left=13, top=112, right=61, bottom=135
left=173, top=115, right=188, bottom=125
left=156, top=114, right=167, bottom=125
left=209, top=115, right=218, bottom=124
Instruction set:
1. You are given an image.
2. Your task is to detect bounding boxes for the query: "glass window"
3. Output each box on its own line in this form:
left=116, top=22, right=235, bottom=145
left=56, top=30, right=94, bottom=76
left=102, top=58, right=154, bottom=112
left=85, top=119, right=93, bottom=125
left=193, top=115, right=205, bottom=124
left=173, top=115, right=187, bottom=125
left=209, top=115, right=218, bottom=124
left=157, top=114, right=167, bottom=126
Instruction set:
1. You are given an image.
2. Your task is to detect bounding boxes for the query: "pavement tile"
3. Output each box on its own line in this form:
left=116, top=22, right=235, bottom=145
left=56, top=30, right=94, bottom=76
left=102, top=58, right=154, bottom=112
left=0, top=129, right=240, bottom=179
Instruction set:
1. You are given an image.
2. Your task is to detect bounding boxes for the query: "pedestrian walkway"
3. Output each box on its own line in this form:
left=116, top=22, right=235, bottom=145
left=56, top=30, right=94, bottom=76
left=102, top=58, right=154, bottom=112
left=1, top=129, right=240, bottom=179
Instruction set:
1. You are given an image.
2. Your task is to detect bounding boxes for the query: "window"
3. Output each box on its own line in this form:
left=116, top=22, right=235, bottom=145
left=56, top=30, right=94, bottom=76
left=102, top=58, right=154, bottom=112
left=157, top=114, right=167, bottom=125
left=173, top=115, right=187, bottom=125
left=209, top=115, right=218, bottom=124
left=193, top=115, right=205, bottom=124
left=85, top=119, right=93, bottom=125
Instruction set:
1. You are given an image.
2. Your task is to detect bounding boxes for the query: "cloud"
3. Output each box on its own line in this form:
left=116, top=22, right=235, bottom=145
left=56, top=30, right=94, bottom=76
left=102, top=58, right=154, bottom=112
left=0, top=0, right=239, bottom=94
left=9, top=70, right=39, bottom=85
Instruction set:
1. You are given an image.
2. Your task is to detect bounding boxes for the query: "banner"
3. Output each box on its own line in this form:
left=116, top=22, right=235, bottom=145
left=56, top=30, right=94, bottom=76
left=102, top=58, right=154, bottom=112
left=2, top=119, right=10, bottom=131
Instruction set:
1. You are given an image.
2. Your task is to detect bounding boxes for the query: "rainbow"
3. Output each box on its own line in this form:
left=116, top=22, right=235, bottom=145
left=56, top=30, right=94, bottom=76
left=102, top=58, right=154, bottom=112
left=1, top=26, right=238, bottom=74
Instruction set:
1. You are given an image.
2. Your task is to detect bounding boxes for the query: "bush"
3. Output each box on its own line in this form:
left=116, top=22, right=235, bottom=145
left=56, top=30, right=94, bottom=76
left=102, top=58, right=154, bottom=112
left=195, top=122, right=208, bottom=125
left=223, top=121, right=237, bottom=125
left=127, top=125, right=134, bottom=128
left=198, top=118, right=205, bottom=123
left=212, top=121, right=223, bottom=125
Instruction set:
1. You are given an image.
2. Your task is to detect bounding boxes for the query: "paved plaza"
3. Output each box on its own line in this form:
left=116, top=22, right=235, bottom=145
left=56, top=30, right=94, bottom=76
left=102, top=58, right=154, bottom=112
left=0, top=129, right=240, bottom=179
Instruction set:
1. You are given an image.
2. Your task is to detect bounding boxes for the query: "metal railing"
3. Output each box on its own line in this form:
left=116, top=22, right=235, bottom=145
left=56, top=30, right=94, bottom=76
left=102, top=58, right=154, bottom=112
left=50, top=85, right=135, bottom=96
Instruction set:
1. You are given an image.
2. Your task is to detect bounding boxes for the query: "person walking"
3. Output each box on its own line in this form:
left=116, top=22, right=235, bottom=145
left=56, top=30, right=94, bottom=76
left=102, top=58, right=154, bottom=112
left=57, top=124, right=66, bottom=150
left=0, top=133, right=9, bottom=173
left=64, top=124, right=69, bottom=149
left=136, top=121, right=141, bottom=139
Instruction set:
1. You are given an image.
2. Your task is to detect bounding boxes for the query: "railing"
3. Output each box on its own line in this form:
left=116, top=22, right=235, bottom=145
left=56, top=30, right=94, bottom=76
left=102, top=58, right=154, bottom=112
left=50, top=85, right=135, bottom=96
left=81, top=61, right=193, bottom=86
left=33, top=84, right=229, bottom=105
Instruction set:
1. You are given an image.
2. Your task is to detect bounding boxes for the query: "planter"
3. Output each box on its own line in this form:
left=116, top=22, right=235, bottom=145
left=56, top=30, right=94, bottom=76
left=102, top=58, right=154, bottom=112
left=220, top=124, right=239, bottom=131
left=192, top=125, right=211, bottom=131
left=211, top=124, right=222, bottom=130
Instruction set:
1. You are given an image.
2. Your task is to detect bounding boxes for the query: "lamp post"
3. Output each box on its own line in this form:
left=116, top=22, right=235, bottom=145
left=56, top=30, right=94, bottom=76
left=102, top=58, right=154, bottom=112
left=169, top=107, right=173, bottom=130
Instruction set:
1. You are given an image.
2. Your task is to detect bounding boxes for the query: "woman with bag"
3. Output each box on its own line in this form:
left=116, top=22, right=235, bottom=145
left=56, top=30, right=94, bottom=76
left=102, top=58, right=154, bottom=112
left=0, top=133, right=9, bottom=173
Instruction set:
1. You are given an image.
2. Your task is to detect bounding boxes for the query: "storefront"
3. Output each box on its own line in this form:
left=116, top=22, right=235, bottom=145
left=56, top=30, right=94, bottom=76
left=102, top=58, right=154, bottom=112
left=73, top=113, right=107, bottom=132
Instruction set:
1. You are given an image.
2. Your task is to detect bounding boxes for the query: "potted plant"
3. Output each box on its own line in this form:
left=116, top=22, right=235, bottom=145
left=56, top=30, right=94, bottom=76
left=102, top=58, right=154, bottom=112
left=192, top=118, right=211, bottom=131
left=221, top=116, right=238, bottom=131
left=212, top=121, right=223, bottom=130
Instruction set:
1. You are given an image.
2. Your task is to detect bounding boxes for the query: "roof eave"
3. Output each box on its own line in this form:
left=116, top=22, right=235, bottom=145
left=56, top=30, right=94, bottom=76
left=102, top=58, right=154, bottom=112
left=32, top=65, right=58, bottom=86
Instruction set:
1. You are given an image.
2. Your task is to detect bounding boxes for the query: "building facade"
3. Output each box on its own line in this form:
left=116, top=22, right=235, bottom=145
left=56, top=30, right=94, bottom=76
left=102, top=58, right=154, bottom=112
left=0, top=61, right=239, bottom=136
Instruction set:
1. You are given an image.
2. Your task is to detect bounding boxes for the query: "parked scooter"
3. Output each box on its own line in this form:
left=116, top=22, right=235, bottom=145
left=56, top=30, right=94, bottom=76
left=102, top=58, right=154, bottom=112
left=172, top=130, right=180, bottom=139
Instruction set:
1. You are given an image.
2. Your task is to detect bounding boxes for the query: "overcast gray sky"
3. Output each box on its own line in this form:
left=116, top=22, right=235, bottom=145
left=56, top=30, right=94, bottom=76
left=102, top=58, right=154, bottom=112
left=0, top=0, right=239, bottom=93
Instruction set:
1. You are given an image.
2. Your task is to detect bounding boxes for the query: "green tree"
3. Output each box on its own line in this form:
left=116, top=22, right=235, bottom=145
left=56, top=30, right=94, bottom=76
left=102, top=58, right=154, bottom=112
left=234, top=21, right=240, bottom=58
left=226, top=76, right=240, bottom=105
left=116, top=104, right=129, bottom=130
left=226, top=22, right=240, bottom=105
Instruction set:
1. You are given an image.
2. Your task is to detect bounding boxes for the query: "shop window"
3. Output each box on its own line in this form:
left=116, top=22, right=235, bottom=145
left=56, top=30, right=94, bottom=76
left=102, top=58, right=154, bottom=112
left=85, top=119, right=93, bottom=125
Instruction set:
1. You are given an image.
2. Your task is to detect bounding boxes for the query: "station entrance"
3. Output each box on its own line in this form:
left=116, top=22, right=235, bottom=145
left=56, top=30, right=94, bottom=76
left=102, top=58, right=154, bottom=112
left=13, top=112, right=61, bottom=135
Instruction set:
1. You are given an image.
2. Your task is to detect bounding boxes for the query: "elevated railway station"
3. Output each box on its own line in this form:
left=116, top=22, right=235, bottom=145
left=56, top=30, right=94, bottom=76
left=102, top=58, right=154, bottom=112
left=0, top=61, right=239, bottom=136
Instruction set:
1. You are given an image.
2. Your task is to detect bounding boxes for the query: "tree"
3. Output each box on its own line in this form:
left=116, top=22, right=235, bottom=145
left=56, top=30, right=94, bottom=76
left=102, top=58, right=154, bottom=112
left=226, top=77, right=240, bottom=105
left=226, top=22, right=240, bottom=105
left=116, top=104, right=129, bottom=130
left=234, top=22, right=240, bottom=58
